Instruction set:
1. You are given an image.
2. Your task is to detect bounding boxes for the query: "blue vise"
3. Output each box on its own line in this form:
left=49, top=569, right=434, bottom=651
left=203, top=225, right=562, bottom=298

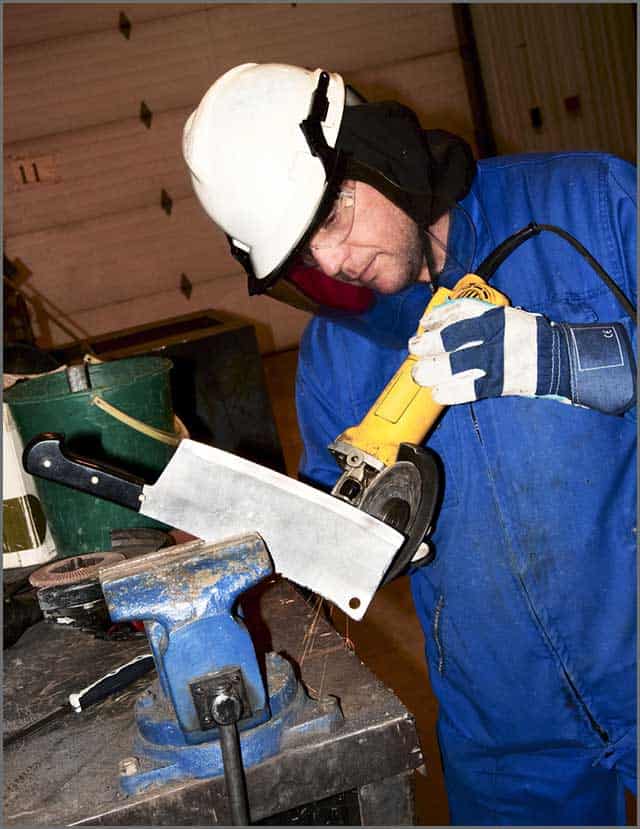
left=99, top=533, right=342, bottom=795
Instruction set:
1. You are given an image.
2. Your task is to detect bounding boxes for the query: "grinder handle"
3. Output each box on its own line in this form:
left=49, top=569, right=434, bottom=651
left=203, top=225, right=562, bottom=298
left=23, top=433, right=145, bottom=511
left=335, top=274, right=510, bottom=468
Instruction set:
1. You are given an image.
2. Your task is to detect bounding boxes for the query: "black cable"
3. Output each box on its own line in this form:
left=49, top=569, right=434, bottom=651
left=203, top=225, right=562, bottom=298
left=475, top=223, right=541, bottom=280
left=475, top=222, right=636, bottom=323
left=536, top=223, right=636, bottom=321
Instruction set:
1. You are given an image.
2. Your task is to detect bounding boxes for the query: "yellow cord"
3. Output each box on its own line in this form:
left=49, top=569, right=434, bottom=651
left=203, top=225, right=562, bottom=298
left=91, top=395, right=181, bottom=446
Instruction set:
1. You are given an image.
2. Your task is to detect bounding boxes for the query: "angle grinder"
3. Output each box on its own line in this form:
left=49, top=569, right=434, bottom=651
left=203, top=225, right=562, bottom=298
left=329, top=273, right=510, bottom=582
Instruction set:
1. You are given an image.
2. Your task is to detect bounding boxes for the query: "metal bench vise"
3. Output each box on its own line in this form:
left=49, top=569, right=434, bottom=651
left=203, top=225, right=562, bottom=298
left=99, top=533, right=343, bottom=798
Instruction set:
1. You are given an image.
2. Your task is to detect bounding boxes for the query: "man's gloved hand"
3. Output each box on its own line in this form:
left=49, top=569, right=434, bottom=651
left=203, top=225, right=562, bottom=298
left=409, top=298, right=636, bottom=416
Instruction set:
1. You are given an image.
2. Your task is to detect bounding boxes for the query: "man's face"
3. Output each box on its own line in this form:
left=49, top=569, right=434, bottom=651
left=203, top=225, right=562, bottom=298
left=307, top=180, right=431, bottom=294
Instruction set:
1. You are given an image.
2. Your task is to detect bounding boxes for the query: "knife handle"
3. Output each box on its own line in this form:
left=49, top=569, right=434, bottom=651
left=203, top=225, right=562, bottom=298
left=23, top=433, right=145, bottom=512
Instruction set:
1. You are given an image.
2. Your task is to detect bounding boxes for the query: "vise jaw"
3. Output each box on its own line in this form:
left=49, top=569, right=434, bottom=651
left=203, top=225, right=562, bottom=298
left=98, top=533, right=343, bottom=796
left=100, top=534, right=271, bottom=742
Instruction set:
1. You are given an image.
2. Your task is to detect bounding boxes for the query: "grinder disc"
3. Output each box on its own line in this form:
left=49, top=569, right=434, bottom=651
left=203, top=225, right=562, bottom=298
left=28, top=552, right=125, bottom=588
left=359, top=444, right=441, bottom=584
left=359, top=461, right=422, bottom=534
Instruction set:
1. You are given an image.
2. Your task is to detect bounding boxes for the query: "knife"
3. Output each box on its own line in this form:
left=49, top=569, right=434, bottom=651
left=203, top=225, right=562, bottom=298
left=23, top=434, right=404, bottom=620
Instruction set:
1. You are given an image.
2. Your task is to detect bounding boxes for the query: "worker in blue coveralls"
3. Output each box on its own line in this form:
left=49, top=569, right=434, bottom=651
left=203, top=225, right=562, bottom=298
left=183, top=64, right=637, bottom=825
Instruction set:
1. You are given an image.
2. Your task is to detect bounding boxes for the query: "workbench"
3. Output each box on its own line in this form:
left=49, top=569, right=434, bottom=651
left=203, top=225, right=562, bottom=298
left=3, top=577, right=424, bottom=825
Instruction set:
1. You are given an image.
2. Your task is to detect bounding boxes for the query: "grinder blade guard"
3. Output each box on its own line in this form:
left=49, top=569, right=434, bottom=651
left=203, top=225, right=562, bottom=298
left=331, top=443, right=441, bottom=583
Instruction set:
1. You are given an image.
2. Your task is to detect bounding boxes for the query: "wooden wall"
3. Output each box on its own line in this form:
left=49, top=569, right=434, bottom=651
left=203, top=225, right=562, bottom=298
left=471, top=3, right=636, bottom=161
left=3, top=3, right=475, bottom=353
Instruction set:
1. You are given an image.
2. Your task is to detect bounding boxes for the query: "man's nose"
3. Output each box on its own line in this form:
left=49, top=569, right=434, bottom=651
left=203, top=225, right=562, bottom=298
left=311, top=244, right=349, bottom=278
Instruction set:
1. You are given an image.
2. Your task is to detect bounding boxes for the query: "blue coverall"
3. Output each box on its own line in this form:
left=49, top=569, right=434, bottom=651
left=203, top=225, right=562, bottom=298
left=295, top=153, right=637, bottom=825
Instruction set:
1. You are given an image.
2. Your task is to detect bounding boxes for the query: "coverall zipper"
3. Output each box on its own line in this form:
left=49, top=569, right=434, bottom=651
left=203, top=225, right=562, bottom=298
left=470, top=400, right=610, bottom=746
left=561, top=667, right=610, bottom=743
left=433, top=594, right=445, bottom=674
left=469, top=403, right=483, bottom=445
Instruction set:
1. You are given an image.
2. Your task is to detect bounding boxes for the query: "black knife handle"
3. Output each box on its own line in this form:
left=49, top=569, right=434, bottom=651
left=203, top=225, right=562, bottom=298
left=23, top=433, right=145, bottom=512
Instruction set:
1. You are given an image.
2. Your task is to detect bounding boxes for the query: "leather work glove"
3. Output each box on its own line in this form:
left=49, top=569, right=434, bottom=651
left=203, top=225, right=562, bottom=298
left=409, top=298, right=636, bottom=416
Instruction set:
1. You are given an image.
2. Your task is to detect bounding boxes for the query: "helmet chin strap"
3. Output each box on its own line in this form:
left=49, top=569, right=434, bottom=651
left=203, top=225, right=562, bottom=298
left=422, top=212, right=451, bottom=289
left=422, top=232, right=440, bottom=292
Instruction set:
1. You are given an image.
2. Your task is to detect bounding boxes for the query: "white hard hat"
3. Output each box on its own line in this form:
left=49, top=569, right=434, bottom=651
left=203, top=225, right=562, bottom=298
left=183, top=63, right=345, bottom=292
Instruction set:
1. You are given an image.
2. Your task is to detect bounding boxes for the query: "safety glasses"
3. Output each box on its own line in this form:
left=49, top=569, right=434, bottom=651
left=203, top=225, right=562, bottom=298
left=301, top=186, right=355, bottom=265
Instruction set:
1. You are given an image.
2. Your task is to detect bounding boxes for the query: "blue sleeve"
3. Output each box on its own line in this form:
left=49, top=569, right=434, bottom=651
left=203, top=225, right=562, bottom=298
left=538, top=155, right=638, bottom=421
left=606, top=157, right=636, bottom=311
left=603, top=157, right=637, bottom=422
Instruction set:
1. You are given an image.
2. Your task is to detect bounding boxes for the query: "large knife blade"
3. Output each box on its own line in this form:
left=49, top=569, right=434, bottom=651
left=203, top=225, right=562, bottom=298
left=23, top=434, right=404, bottom=620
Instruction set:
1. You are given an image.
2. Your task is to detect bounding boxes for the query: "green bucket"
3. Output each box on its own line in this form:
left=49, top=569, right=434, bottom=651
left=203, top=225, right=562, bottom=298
left=5, top=356, right=176, bottom=557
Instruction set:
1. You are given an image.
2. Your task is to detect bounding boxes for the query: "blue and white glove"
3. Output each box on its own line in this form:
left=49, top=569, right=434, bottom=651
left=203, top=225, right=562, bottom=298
left=409, top=298, right=636, bottom=416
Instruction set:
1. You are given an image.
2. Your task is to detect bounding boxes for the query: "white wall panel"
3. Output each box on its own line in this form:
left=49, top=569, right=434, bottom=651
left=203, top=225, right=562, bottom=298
left=3, top=3, right=205, bottom=47
left=350, top=51, right=476, bottom=149
left=7, top=194, right=315, bottom=351
left=471, top=4, right=636, bottom=161
left=4, top=108, right=193, bottom=237
left=30, top=273, right=312, bottom=355
left=6, top=197, right=233, bottom=313
left=5, top=5, right=459, bottom=144
left=200, top=3, right=458, bottom=76
left=4, top=3, right=472, bottom=352
left=4, top=11, right=214, bottom=144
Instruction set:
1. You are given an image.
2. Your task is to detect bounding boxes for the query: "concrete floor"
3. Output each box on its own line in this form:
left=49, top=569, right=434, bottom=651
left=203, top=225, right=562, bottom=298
left=263, top=349, right=449, bottom=825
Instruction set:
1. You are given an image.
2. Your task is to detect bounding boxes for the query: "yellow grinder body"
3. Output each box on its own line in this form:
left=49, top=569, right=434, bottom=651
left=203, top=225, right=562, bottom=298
left=335, top=274, right=510, bottom=468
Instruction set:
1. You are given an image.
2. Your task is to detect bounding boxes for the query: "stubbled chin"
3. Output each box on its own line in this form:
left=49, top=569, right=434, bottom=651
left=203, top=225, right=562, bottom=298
left=371, top=280, right=399, bottom=294
left=368, top=275, right=413, bottom=294
left=333, top=269, right=412, bottom=294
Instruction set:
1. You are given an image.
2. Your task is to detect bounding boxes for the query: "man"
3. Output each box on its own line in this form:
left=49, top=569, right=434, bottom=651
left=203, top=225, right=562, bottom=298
left=183, top=63, right=636, bottom=825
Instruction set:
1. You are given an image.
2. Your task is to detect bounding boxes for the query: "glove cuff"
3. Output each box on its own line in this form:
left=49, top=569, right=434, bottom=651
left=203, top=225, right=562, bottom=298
left=536, top=318, right=571, bottom=401
left=537, top=320, right=636, bottom=415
